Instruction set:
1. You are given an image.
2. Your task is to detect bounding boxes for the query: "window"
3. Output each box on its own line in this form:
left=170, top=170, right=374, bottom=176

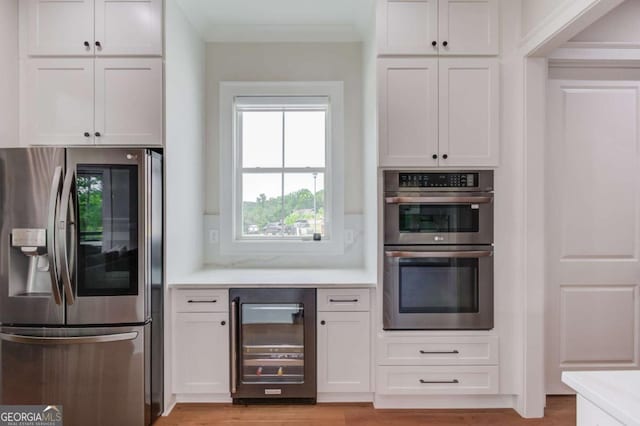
left=237, top=98, right=328, bottom=239
left=219, top=82, right=345, bottom=255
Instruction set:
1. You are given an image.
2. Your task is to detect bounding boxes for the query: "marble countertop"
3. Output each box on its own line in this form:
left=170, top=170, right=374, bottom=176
left=562, top=370, right=640, bottom=425
left=168, top=268, right=377, bottom=287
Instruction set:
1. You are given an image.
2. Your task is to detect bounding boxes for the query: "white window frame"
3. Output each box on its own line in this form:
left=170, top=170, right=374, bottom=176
left=219, top=81, right=345, bottom=255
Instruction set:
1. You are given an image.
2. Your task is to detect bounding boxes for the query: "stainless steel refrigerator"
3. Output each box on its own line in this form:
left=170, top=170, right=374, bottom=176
left=0, top=148, right=163, bottom=426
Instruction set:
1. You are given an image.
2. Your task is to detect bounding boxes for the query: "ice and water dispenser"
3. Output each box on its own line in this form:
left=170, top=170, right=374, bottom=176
left=10, top=228, right=52, bottom=296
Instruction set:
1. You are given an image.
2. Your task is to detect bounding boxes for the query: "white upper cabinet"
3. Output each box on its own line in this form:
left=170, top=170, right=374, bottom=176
left=377, top=0, right=499, bottom=55
left=438, top=58, right=499, bottom=167
left=438, top=0, right=499, bottom=55
left=25, top=0, right=162, bottom=56
left=94, top=58, right=163, bottom=145
left=379, top=57, right=499, bottom=167
left=94, top=0, right=162, bottom=56
left=25, top=58, right=95, bottom=146
left=26, top=0, right=94, bottom=56
left=377, top=0, right=439, bottom=55
left=378, top=57, right=439, bottom=168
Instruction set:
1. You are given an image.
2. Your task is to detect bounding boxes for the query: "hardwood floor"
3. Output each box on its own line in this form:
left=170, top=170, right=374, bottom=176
left=156, top=396, right=575, bottom=426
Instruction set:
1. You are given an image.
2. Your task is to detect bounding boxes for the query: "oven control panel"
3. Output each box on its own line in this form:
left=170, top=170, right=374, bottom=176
left=398, top=173, right=479, bottom=188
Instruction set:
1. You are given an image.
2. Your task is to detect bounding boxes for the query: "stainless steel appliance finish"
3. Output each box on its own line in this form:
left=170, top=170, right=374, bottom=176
left=383, top=245, right=494, bottom=330
left=0, top=325, right=148, bottom=426
left=230, top=288, right=317, bottom=403
left=0, top=147, right=163, bottom=425
left=383, top=170, right=494, bottom=331
left=384, top=170, right=494, bottom=246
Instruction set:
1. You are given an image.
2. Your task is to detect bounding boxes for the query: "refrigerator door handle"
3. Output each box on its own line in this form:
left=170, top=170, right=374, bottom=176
left=0, top=332, right=138, bottom=345
left=58, top=169, right=76, bottom=305
left=47, top=166, right=64, bottom=305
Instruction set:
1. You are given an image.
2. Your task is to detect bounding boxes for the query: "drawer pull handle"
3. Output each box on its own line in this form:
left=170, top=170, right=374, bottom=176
left=419, top=350, right=460, bottom=355
left=420, top=379, right=459, bottom=384
left=187, top=300, right=217, bottom=304
left=329, top=299, right=359, bottom=303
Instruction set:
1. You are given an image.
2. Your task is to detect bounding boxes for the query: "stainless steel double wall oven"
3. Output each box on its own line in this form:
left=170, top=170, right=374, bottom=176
left=0, top=147, right=163, bottom=426
left=383, top=171, right=494, bottom=330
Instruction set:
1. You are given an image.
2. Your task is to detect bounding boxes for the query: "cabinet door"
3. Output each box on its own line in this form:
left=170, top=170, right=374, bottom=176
left=25, top=58, right=94, bottom=146
left=378, top=58, right=439, bottom=167
left=377, top=0, right=439, bottom=55
left=438, top=0, right=499, bottom=55
left=317, top=311, right=370, bottom=393
left=438, top=58, right=499, bottom=167
left=95, top=0, right=163, bottom=56
left=26, top=0, right=94, bottom=56
left=173, top=312, right=229, bottom=394
left=94, top=58, right=163, bottom=146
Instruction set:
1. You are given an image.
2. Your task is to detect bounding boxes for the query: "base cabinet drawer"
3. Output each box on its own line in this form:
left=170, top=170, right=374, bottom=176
left=174, top=289, right=228, bottom=313
left=376, top=366, right=499, bottom=395
left=317, top=288, right=370, bottom=311
left=378, top=336, right=499, bottom=366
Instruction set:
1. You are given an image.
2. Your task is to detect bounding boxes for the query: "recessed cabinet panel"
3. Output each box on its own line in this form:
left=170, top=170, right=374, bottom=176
left=438, top=0, right=499, bottom=55
left=173, top=312, right=229, bottom=394
left=317, top=311, right=371, bottom=393
left=26, top=0, right=94, bottom=56
left=25, top=59, right=94, bottom=146
left=94, top=58, right=163, bottom=146
left=378, top=58, right=439, bottom=167
left=95, top=0, right=163, bottom=56
left=438, top=58, right=499, bottom=167
left=378, top=0, right=439, bottom=55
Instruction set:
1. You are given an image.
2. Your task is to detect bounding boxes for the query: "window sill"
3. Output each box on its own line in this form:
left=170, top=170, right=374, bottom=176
left=219, top=237, right=345, bottom=256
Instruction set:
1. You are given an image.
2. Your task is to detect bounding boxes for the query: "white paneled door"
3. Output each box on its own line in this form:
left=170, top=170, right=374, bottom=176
left=94, top=58, right=163, bottom=145
left=378, top=57, right=439, bottom=167
left=94, top=0, right=163, bottom=56
left=26, top=0, right=94, bottom=56
left=438, top=58, right=499, bottom=167
left=25, top=58, right=94, bottom=145
left=546, top=79, right=640, bottom=393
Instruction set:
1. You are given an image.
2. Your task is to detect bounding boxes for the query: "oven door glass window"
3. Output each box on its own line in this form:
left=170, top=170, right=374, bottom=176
left=399, top=258, right=479, bottom=313
left=76, top=165, right=138, bottom=297
left=399, top=204, right=479, bottom=233
left=240, top=303, right=305, bottom=384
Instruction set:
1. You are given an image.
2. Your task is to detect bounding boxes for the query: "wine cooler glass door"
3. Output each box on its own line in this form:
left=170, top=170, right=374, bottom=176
left=240, top=303, right=305, bottom=385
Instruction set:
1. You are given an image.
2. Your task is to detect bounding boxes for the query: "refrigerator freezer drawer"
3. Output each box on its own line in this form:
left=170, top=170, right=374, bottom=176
left=0, top=325, right=150, bottom=426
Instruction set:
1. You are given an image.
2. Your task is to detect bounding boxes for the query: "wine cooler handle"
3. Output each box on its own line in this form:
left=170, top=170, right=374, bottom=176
left=230, top=298, right=238, bottom=394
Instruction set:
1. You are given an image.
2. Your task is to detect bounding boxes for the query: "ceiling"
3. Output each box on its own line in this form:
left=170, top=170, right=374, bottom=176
left=175, top=0, right=376, bottom=43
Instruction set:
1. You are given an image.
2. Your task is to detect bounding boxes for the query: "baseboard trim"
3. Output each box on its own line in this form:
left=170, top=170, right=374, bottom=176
left=317, top=392, right=374, bottom=403
left=175, top=393, right=233, bottom=403
left=373, top=394, right=516, bottom=409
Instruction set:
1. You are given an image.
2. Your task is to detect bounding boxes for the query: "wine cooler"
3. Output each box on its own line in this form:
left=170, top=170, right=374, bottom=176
left=230, top=288, right=316, bottom=403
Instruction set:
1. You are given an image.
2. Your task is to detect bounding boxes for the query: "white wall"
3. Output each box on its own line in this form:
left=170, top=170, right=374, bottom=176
left=0, top=0, right=18, bottom=147
left=205, top=42, right=364, bottom=215
left=569, top=0, right=640, bottom=44
left=165, top=0, right=207, bottom=280
left=521, top=0, right=568, bottom=37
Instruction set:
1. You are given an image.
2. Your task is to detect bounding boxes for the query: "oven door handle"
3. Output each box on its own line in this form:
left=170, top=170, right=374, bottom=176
left=385, top=250, right=493, bottom=259
left=385, top=196, right=493, bottom=205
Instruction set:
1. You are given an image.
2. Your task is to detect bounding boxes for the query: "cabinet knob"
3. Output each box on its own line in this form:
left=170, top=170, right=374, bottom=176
left=442, top=154, right=448, bottom=160
left=442, top=41, right=448, bottom=47
left=83, top=41, right=90, bottom=48
left=431, top=41, right=437, bottom=47
left=432, top=154, right=438, bottom=160
left=83, top=132, right=90, bottom=137
left=95, top=41, right=102, bottom=48
left=95, top=132, right=101, bottom=137
left=320, top=320, right=326, bottom=325
left=221, top=321, right=226, bottom=326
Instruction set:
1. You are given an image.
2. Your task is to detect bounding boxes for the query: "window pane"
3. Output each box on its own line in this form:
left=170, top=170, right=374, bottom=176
left=242, top=173, right=283, bottom=237
left=283, top=173, right=325, bottom=237
left=242, top=111, right=283, bottom=168
left=284, top=111, right=326, bottom=168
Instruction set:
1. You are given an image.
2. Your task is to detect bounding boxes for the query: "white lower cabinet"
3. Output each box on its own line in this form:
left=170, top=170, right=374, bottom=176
left=317, top=311, right=371, bottom=393
left=173, top=311, right=229, bottom=394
